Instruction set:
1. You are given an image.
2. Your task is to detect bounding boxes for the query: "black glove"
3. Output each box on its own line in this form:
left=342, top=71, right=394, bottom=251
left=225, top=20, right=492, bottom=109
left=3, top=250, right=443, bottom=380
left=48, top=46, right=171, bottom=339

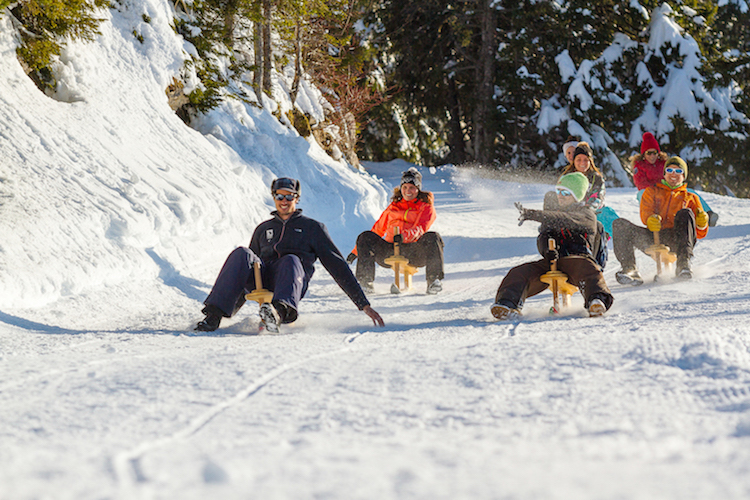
left=346, top=252, right=357, bottom=264
left=393, top=234, right=403, bottom=244
left=545, top=248, right=559, bottom=262
left=515, top=202, right=529, bottom=226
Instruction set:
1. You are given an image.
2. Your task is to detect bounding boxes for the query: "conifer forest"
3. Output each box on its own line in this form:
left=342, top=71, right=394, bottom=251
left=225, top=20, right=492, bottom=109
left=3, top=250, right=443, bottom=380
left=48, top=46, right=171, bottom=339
left=4, top=0, right=750, bottom=195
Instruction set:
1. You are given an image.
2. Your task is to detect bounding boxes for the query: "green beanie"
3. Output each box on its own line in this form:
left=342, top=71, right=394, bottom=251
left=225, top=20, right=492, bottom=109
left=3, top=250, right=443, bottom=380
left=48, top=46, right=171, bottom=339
left=556, top=172, right=590, bottom=202
left=664, top=156, right=688, bottom=178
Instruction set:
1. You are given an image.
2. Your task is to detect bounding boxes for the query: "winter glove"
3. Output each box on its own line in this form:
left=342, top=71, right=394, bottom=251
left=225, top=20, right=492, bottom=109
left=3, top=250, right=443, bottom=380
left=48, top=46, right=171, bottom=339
left=393, top=233, right=403, bottom=244
left=646, top=214, right=662, bottom=232
left=515, top=202, right=529, bottom=226
left=346, top=252, right=357, bottom=264
left=696, top=210, right=709, bottom=229
left=545, top=248, right=559, bottom=262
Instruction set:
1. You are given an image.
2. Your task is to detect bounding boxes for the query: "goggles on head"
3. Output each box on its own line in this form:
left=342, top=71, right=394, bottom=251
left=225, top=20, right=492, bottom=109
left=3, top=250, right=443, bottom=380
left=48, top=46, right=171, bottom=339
left=556, top=187, right=574, bottom=197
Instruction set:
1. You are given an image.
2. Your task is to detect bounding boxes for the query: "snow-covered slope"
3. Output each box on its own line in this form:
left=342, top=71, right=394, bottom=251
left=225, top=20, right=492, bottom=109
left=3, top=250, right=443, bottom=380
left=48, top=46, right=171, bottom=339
left=3, top=159, right=750, bottom=500
left=3, top=2, right=750, bottom=499
left=0, top=2, right=386, bottom=311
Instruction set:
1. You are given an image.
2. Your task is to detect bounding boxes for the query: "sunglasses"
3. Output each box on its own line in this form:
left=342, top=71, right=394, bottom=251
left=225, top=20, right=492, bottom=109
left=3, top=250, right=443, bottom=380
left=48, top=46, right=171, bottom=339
left=273, top=193, right=298, bottom=201
left=556, top=187, right=573, bottom=197
left=665, top=167, right=684, bottom=175
left=645, top=150, right=659, bottom=156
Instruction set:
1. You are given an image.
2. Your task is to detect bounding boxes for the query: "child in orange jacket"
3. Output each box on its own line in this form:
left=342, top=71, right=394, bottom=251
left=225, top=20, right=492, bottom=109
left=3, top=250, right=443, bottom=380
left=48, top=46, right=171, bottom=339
left=613, top=157, right=709, bottom=284
left=349, top=167, right=444, bottom=294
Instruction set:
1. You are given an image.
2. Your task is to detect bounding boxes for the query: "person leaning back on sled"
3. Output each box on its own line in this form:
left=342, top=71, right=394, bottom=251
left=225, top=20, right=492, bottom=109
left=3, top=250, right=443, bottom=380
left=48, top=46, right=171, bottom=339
left=613, top=156, right=709, bottom=285
left=348, top=167, right=445, bottom=295
left=491, top=172, right=614, bottom=320
left=195, top=177, right=384, bottom=332
left=630, top=131, right=718, bottom=226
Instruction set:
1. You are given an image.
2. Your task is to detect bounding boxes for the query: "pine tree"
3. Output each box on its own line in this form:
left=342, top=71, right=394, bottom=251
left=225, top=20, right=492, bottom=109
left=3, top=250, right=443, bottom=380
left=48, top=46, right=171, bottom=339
left=5, top=0, right=108, bottom=93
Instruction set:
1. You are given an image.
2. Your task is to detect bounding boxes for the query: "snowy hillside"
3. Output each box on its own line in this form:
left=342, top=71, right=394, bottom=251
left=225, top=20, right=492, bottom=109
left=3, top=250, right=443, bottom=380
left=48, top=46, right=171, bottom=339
left=3, top=1, right=750, bottom=499
left=0, top=2, right=386, bottom=311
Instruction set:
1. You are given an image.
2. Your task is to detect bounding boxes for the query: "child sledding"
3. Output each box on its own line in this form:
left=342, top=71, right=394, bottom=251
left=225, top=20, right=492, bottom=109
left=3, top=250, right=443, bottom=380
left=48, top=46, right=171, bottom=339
left=492, top=172, right=614, bottom=320
left=613, top=156, right=709, bottom=284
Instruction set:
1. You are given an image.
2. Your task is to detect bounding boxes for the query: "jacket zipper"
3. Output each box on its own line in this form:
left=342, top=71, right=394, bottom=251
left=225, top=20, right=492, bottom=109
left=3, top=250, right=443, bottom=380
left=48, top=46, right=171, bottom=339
left=273, top=218, right=288, bottom=258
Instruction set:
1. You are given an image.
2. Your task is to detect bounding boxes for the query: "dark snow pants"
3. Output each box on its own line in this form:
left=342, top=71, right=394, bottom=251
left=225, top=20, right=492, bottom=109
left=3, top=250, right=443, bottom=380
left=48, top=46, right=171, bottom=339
left=494, top=256, right=613, bottom=311
left=612, top=209, right=696, bottom=269
left=355, top=231, right=445, bottom=284
left=203, top=247, right=307, bottom=323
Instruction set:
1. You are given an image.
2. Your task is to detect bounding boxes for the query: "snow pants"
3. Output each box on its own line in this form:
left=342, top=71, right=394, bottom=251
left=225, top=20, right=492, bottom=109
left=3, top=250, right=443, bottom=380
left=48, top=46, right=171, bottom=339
left=355, top=231, right=444, bottom=284
left=494, top=256, right=613, bottom=311
left=612, top=209, right=696, bottom=269
left=203, top=247, right=307, bottom=323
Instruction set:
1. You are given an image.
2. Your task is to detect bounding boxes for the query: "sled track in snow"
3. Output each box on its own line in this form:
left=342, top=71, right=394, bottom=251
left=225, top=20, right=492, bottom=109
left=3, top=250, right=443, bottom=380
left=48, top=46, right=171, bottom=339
left=112, top=331, right=371, bottom=495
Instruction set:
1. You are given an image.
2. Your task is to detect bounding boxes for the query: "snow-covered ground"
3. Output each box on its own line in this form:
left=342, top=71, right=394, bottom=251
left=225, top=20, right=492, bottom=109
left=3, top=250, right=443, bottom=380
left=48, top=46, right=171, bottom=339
left=3, top=2, right=750, bottom=499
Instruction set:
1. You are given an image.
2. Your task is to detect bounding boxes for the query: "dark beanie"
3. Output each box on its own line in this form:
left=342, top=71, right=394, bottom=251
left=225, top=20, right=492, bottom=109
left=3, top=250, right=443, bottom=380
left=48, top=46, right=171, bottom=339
left=573, top=142, right=593, bottom=160
left=401, top=167, right=422, bottom=190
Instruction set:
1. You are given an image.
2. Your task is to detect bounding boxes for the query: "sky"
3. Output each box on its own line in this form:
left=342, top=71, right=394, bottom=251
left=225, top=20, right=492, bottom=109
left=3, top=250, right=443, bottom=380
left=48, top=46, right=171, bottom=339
left=2, top=1, right=750, bottom=499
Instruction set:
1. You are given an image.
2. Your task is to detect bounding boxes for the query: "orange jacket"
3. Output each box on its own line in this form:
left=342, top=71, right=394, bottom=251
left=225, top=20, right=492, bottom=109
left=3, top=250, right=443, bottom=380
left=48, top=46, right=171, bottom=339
left=353, top=193, right=436, bottom=255
left=640, top=182, right=708, bottom=239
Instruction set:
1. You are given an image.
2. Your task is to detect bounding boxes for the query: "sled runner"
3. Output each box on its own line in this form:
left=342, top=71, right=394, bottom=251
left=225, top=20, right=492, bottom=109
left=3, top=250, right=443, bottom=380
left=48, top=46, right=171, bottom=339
left=539, top=239, right=579, bottom=313
left=645, top=230, right=676, bottom=281
left=383, top=227, right=418, bottom=294
left=244, top=262, right=273, bottom=305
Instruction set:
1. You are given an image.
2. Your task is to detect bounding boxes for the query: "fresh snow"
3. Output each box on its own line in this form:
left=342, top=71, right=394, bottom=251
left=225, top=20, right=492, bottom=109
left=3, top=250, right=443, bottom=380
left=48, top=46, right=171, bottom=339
left=3, top=2, right=750, bottom=499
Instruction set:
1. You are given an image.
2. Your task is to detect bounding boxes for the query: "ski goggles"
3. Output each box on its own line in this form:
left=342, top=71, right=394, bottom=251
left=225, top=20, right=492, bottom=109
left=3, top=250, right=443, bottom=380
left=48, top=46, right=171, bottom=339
left=273, top=193, right=298, bottom=201
left=665, top=167, right=684, bottom=174
left=645, top=150, right=659, bottom=156
left=555, top=187, right=574, bottom=197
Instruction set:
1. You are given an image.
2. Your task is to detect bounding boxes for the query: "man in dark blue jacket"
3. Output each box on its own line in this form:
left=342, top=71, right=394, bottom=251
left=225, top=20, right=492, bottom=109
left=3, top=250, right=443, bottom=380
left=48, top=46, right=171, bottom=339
left=196, top=177, right=384, bottom=332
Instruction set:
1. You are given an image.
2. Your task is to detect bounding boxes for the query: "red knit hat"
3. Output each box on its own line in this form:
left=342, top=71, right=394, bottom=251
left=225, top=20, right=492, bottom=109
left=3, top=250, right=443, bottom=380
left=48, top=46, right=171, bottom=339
left=640, top=132, right=660, bottom=155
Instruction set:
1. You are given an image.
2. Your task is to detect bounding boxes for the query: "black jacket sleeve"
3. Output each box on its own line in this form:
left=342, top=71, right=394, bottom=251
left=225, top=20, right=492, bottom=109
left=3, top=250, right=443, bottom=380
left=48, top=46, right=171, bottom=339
left=311, top=222, right=370, bottom=310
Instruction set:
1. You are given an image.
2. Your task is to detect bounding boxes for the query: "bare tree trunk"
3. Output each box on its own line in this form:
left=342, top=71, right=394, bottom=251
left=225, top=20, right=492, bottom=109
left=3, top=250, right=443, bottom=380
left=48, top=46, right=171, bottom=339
left=472, top=0, right=497, bottom=164
left=290, top=18, right=302, bottom=105
left=253, top=20, right=263, bottom=101
left=262, top=0, right=273, bottom=97
left=446, top=76, right=468, bottom=164
left=223, top=0, right=238, bottom=47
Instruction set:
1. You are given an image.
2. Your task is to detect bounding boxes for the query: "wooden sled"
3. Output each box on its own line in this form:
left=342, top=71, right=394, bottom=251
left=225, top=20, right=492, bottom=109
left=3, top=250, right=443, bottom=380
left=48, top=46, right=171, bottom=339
left=383, top=227, right=418, bottom=294
left=244, top=262, right=273, bottom=305
left=644, top=231, right=676, bottom=281
left=539, top=239, right=579, bottom=313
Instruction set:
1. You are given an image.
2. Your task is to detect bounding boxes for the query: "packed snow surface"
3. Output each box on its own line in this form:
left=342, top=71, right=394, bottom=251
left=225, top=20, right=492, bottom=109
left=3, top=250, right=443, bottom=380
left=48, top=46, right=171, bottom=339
left=2, top=1, right=750, bottom=499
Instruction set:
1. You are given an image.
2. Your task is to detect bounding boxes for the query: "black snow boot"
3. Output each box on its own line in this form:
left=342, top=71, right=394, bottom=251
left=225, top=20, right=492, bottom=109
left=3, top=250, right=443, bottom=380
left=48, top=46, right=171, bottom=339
left=195, top=305, right=224, bottom=332
left=195, top=313, right=221, bottom=331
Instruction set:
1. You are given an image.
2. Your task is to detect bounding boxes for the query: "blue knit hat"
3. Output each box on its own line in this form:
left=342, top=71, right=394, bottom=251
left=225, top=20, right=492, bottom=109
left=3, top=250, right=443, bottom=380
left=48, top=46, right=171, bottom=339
left=556, top=172, right=589, bottom=202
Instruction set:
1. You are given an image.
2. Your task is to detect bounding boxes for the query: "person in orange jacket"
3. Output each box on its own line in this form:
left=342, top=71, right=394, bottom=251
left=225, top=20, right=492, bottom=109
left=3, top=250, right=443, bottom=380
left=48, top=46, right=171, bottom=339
left=613, top=156, right=709, bottom=284
left=348, top=167, right=444, bottom=294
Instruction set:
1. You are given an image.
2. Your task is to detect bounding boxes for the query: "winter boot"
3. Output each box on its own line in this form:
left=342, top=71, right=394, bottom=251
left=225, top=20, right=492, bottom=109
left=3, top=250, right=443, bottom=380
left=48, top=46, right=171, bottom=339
left=676, top=258, right=692, bottom=280
left=360, top=281, right=375, bottom=294
left=259, top=302, right=281, bottom=333
left=195, top=313, right=221, bottom=332
left=615, top=267, right=644, bottom=286
left=491, top=302, right=521, bottom=320
left=426, top=279, right=443, bottom=295
left=588, top=298, right=606, bottom=317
